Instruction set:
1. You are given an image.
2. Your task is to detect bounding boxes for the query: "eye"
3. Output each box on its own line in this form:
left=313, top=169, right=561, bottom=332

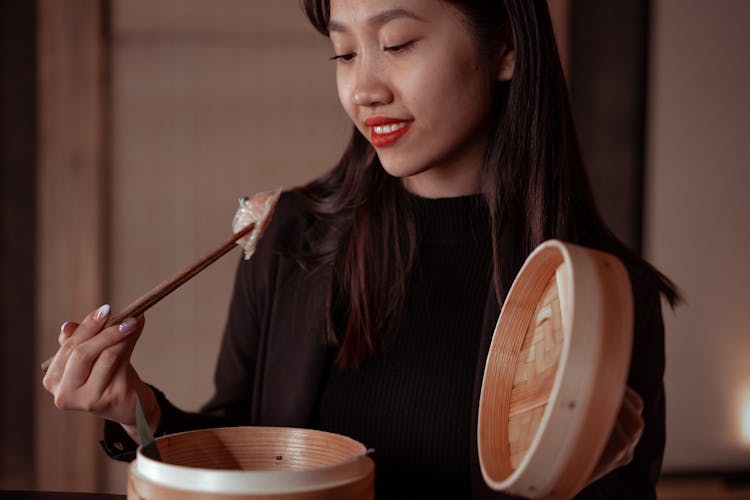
left=384, top=41, right=415, bottom=54
left=329, top=53, right=356, bottom=63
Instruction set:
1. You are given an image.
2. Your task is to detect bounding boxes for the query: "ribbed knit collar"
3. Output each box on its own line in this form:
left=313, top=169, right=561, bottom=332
left=403, top=188, right=491, bottom=242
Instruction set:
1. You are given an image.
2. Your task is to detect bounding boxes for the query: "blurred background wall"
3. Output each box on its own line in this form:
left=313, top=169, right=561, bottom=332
left=0, top=0, right=748, bottom=495
left=645, top=0, right=750, bottom=472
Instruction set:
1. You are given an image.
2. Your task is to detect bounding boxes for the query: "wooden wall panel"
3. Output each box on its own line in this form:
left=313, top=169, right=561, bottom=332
left=113, top=0, right=318, bottom=38
left=35, top=0, right=108, bottom=492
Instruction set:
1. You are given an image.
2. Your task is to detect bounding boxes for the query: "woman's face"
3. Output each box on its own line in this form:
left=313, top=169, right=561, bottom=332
left=329, top=0, right=512, bottom=198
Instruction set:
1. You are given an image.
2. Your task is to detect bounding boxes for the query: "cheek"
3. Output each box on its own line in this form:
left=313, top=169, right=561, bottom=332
left=395, top=64, right=444, bottom=131
left=439, top=63, right=492, bottom=126
left=336, top=71, right=356, bottom=121
left=404, top=59, right=487, bottom=131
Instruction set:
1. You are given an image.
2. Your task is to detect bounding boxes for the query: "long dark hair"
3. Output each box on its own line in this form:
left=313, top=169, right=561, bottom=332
left=297, top=0, right=680, bottom=368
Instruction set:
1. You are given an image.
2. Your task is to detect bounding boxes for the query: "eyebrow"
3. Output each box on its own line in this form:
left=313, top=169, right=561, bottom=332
left=328, top=8, right=425, bottom=34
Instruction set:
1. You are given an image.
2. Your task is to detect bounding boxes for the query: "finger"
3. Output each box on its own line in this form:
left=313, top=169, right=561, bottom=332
left=58, top=321, right=78, bottom=346
left=625, top=387, right=644, bottom=415
left=606, top=419, right=632, bottom=467
left=620, top=392, right=645, bottom=439
left=589, top=391, right=645, bottom=486
left=621, top=399, right=644, bottom=431
left=44, top=306, right=110, bottom=386
left=60, top=317, right=141, bottom=389
left=624, top=414, right=645, bottom=452
left=44, top=322, right=80, bottom=377
left=614, top=425, right=638, bottom=468
left=601, top=403, right=635, bottom=464
left=119, top=315, right=145, bottom=357
left=43, top=341, right=74, bottom=391
left=83, top=317, right=145, bottom=399
left=610, top=404, right=644, bottom=467
left=589, top=423, right=626, bottom=484
left=67, top=304, right=112, bottom=345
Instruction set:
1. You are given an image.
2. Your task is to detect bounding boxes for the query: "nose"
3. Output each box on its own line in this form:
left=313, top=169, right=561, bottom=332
left=351, top=61, right=392, bottom=107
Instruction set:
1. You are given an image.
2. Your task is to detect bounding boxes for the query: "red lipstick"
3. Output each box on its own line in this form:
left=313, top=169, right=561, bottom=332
left=364, top=116, right=413, bottom=147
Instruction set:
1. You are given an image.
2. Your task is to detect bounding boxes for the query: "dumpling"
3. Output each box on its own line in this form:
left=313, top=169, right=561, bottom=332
left=232, top=187, right=283, bottom=259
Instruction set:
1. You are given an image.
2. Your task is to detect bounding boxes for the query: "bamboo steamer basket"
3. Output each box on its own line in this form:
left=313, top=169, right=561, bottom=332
left=127, top=426, right=374, bottom=499
left=478, top=240, right=633, bottom=499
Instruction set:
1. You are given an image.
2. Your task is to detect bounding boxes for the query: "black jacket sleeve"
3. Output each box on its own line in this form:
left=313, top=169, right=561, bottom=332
left=100, top=384, right=248, bottom=461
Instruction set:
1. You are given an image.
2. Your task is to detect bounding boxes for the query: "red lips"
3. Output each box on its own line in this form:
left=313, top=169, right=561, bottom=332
left=364, top=116, right=413, bottom=147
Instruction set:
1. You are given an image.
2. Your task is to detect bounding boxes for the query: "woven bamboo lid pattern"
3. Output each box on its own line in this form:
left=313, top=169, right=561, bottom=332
left=478, top=240, right=633, bottom=499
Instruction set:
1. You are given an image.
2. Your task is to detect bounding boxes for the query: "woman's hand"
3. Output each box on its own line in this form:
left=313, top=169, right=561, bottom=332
left=41, top=304, right=160, bottom=443
left=586, top=386, right=645, bottom=485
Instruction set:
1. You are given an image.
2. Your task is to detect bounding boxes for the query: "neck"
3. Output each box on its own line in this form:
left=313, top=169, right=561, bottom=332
left=401, top=162, right=482, bottom=198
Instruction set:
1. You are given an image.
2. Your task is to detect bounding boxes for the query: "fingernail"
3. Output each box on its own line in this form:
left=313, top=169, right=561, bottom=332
left=95, top=304, right=110, bottom=321
left=60, top=321, right=72, bottom=334
left=118, top=318, right=137, bottom=334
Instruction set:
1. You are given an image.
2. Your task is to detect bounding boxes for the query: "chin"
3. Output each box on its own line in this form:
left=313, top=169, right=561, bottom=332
left=375, top=153, right=428, bottom=180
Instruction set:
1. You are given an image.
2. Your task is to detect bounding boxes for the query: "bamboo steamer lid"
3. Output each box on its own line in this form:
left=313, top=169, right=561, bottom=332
left=127, top=426, right=374, bottom=499
left=478, top=240, right=633, bottom=499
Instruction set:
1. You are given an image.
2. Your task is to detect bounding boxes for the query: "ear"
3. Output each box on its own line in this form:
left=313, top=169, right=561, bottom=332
left=497, top=43, right=515, bottom=81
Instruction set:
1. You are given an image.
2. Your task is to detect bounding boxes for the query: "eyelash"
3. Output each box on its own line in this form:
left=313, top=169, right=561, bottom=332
left=385, top=40, right=415, bottom=54
left=329, top=41, right=416, bottom=62
left=329, top=53, right=355, bottom=62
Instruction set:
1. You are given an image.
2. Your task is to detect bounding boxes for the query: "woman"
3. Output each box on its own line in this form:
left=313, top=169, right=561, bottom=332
left=42, top=0, right=678, bottom=497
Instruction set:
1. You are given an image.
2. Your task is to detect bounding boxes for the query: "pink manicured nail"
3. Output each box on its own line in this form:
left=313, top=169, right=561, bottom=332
left=118, top=318, right=137, bottom=334
left=95, top=304, right=110, bottom=320
left=60, top=321, right=73, bottom=333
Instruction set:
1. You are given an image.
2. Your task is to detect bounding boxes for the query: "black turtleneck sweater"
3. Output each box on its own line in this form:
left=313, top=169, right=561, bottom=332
left=317, top=193, right=493, bottom=498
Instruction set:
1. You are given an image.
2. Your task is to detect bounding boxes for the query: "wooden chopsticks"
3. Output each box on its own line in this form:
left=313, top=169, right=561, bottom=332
left=40, top=222, right=256, bottom=373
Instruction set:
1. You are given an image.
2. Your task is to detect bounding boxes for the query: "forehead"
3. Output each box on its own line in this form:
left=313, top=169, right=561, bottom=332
left=328, top=0, right=452, bottom=32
